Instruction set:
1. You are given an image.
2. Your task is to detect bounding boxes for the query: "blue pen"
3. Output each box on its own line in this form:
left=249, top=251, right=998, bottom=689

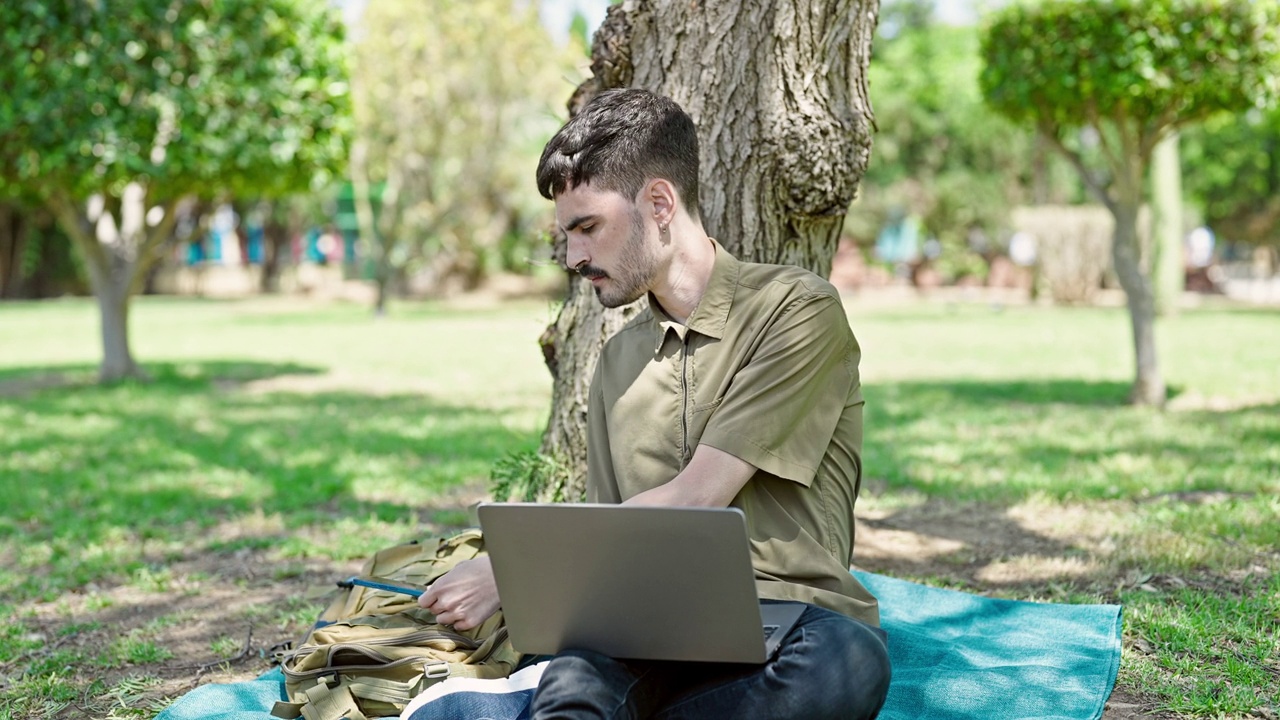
left=338, top=576, right=429, bottom=598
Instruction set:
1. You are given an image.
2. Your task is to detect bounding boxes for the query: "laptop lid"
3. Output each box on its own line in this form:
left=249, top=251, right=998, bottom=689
left=477, top=503, right=803, bottom=664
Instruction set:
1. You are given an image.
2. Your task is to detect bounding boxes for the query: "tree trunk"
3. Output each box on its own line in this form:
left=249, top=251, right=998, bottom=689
left=49, top=188, right=181, bottom=383
left=90, top=261, right=143, bottom=382
left=535, top=0, right=880, bottom=501
left=1110, top=200, right=1165, bottom=406
left=0, top=201, right=28, bottom=299
left=1151, top=132, right=1184, bottom=317
left=1031, top=134, right=1051, bottom=206
left=261, top=205, right=287, bottom=294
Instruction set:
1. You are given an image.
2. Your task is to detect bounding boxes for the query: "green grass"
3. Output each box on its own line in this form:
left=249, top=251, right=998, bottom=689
left=849, top=302, right=1280, bottom=717
left=0, top=297, right=553, bottom=604
left=1, top=295, right=1278, bottom=717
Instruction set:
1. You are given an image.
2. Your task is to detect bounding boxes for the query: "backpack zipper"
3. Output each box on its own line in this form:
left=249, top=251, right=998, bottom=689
left=284, top=652, right=446, bottom=681
left=290, top=628, right=481, bottom=661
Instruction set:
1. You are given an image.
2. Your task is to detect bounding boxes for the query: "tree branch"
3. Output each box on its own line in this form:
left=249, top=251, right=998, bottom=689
left=1113, top=118, right=1146, bottom=205
left=48, top=191, right=110, bottom=272
left=1038, top=123, right=1116, bottom=214
left=1077, top=98, right=1125, bottom=179
left=1140, top=107, right=1179, bottom=161
left=129, top=197, right=186, bottom=297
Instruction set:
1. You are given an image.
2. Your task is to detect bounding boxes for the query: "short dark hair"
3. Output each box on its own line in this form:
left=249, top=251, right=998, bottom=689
left=536, top=89, right=700, bottom=219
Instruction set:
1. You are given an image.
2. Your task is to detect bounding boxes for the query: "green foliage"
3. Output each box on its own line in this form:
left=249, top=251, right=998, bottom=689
left=0, top=202, right=87, bottom=299
left=855, top=4, right=1047, bottom=262
left=0, top=0, right=351, bottom=201
left=490, top=451, right=571, bottom=503
left=1181, top=106, right=1280, bottom=246
left=981, top=0, right=1280, bottom=136
left=350, top=0, right=580, bottom=290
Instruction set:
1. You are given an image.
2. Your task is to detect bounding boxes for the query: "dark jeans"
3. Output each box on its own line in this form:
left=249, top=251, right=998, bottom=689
left=528, top=602, right=891, bottom=720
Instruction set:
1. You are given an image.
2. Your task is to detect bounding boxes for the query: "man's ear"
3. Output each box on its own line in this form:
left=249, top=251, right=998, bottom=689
left=644, top=179, right=678, bottom=226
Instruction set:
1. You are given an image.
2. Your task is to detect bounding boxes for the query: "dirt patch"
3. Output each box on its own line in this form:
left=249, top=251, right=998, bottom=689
left=854, top=491, right=1120, bottom=591
left=14, top=550, right=353, bottom=717
left=852, top=490, right=1178, bottom=719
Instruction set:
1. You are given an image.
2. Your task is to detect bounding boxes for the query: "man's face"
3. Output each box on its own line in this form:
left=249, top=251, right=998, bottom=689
left=555, top=182, right=659, bottom=308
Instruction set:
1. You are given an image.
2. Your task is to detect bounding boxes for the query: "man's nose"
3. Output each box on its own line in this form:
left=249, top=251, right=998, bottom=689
left=566, top=235, right=588, bottom=271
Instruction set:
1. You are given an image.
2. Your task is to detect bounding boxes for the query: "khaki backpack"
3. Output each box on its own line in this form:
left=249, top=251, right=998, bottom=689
left=271, top=530, right=521, bottom=720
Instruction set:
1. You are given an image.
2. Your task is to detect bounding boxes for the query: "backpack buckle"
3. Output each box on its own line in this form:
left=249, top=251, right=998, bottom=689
left=424, top=661, right=450, bottom=679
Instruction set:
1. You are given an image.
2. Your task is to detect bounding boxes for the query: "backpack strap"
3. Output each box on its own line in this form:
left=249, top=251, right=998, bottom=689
left=345, top=673, right=428, bottom=705
left=269, top=701, right=303, bottom=719
left=270, top=676, right=370, bottom=720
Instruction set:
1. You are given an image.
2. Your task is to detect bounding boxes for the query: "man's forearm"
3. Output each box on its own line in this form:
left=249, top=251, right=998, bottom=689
left=622, top=444, right=755, bottom=508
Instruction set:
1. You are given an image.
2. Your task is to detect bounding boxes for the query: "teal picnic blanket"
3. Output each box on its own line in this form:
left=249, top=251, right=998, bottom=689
left=157, top=571, right=1123, bottom=720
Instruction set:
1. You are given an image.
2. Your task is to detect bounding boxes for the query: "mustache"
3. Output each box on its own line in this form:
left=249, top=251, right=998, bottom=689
left=576, top=265, right=608, bottom=280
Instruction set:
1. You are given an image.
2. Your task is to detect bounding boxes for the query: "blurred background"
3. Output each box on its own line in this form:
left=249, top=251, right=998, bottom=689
left=4, top=0, right=1276, bottom=313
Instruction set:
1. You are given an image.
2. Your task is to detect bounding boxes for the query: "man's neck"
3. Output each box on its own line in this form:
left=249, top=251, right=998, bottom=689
left=650, top=221, right=715, bottom=325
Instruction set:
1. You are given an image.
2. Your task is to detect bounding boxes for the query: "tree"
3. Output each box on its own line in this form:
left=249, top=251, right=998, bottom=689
left=348, top=0, right=577, bottom=314
left=980, top=0, right=1280, bottom=406
left=0, top=0, right=350, bottom=381
left=526, top=0, right=880, bottom=501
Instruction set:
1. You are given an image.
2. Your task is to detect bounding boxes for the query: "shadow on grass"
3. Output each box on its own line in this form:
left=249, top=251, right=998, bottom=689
left=863, top=378, right=1277, bottom=500
left=0, top=360, right=327, bottom=397
left=0, top=360, right=540, bottom=601
left=854, top=377, right=1279, bottom=591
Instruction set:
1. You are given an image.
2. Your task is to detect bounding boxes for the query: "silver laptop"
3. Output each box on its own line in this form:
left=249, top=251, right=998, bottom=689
left=477, top=503, right=805, bottom=664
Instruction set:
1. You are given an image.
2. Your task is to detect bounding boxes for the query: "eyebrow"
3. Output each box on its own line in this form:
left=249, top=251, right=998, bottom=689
left=560, top=214, right=598, bottom=234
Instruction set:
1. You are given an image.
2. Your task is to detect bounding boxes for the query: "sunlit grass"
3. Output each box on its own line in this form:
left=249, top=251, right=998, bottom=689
left=1, top=295, right=1277, bottom=717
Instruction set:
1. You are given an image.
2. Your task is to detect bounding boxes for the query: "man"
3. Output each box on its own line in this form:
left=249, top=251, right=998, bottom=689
left=420, top=88, right=891, bottom=719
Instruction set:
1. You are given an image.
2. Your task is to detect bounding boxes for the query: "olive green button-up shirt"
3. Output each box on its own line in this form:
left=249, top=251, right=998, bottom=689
left=586, top=240, right=879, bottom=626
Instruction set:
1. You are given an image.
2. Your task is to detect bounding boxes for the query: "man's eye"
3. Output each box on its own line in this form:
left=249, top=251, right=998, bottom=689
left=581, top=225, right=595, bottom=234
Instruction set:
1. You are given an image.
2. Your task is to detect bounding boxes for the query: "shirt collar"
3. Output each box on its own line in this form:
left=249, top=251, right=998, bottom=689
left=647, top=239, right=740, bottom=352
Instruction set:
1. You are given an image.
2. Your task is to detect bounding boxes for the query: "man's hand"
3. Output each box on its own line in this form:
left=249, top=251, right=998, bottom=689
left=417, top=556, right=501, bottom=631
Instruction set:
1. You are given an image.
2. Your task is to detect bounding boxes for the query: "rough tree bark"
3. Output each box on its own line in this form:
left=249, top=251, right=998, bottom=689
left=535, top=0, right=880, bottom=501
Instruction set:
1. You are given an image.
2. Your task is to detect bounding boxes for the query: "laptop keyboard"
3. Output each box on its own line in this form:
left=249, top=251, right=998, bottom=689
left=762, top=624, right=780, bottom=641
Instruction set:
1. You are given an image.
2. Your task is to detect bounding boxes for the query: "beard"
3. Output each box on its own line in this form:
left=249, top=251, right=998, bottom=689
left=580, top=207, right=657, bottom=309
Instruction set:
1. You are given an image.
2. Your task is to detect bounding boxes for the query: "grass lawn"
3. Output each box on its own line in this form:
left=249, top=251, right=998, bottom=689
left=0, top=294, right=1277, bottom=718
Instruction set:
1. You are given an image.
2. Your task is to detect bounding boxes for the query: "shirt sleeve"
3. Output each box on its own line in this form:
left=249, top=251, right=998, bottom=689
left=585, top=358, right=622, bottom=504
left=698, top=293, right=859, bottom=486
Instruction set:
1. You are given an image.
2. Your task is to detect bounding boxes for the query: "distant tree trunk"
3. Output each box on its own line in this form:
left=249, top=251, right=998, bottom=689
left=0, top=201, right=28, bottom=299
left=91, top=260, right=142, bottom=381
left=1110, top=178, right=1166, bottom=407
left=536, top=0, right=880, bottom=501
left=1151, top=133, right=1184, bottom=317
left=1040, top=125, right=1168, bottom=407
left=1031, top=135, right=1051, bottom=206
left=260, top=202, right=289, bottom=294
left=48, top=188, right=182, bottom=382
left=351, top=138, right=401, bottom=317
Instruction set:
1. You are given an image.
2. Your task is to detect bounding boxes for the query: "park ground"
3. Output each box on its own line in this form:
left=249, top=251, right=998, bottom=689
left=0, top=291, right=1277, bottom=719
